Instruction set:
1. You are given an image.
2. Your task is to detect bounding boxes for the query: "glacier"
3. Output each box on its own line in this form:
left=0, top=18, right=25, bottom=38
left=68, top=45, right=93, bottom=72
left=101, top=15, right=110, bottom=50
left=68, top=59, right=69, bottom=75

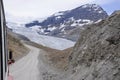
left=7, top=22, right=75, bottom=50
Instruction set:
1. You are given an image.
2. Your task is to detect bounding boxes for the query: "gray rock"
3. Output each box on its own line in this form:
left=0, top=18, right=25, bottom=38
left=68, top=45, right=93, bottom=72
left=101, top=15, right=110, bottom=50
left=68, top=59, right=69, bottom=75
left=68, top=10, right=120, bottom=80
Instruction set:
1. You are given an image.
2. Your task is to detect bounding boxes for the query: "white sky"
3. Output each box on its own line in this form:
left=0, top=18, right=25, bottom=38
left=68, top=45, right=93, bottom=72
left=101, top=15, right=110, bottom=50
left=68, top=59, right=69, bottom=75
left=3, top=0, right=115, bottom=18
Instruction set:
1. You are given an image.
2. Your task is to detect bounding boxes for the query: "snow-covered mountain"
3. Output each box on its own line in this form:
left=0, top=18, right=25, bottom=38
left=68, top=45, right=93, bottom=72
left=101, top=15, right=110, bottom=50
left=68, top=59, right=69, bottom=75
left=25, top=4, right=108, bottom=39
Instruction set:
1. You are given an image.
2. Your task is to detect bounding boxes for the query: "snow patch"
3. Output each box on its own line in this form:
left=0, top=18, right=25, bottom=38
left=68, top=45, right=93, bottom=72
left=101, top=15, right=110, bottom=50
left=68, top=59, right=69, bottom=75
left=95, top=19, right=102, bottom=23
left=82, top=19, right=93, bottom=24
left=98, top=11, right=103, bottom=13
left=81, top=5, right=88, bottom=8
left=60, top=24, right=65, bottom=29
left=81, top=4, right=100, bottom=9
left=54, top=12, right=64, bottom=16
left=76, top=19, right=82, bottom=22
left=71, top=22, right=77, bottom=26
left=48, top=27, right=56, bottom=31
left=55, top=16, right=61, bottom=19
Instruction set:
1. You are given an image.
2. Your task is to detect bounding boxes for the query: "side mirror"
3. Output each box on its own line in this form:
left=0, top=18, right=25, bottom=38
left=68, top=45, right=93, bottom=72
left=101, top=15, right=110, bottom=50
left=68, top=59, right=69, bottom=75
left=8, top=51, right=15, bottom=64
left=9, top=51, right=13, bottom=60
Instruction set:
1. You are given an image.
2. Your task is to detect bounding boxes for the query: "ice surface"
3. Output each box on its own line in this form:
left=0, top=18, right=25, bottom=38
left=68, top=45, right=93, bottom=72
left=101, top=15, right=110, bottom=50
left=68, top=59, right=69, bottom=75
left=7, top=22, right=75, bottom=50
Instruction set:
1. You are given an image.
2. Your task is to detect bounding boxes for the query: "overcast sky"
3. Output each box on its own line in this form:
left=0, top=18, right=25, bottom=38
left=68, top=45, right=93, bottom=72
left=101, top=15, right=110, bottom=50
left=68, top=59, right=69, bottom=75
left=3, top=0, right=120, bottom=18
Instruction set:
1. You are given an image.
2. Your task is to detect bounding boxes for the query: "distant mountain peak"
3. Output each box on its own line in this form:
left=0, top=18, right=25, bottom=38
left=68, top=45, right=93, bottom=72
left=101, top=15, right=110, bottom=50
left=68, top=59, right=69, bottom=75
left=25, top=4, right=108, bottom=40
left=73, top=4, right=106, bottom=15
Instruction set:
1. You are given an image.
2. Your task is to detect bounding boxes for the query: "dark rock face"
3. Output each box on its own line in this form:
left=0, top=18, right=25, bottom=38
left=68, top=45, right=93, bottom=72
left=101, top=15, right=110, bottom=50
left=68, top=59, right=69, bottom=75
left=106, top=33, right=120, bottom=45
left=35, top=4, right=107, bottom=26
left=25, top=4, right=108, bottom=40
left=64, top=4, right=107, bottom=21
left=68, top=11, right=120, bottom=80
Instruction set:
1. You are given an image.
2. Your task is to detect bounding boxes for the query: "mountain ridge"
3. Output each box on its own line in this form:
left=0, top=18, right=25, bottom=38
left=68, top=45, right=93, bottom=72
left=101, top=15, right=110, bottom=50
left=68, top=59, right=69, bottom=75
left=68, top=10, right=120, bottom=80
left=25, top=4, right=108, bottom=40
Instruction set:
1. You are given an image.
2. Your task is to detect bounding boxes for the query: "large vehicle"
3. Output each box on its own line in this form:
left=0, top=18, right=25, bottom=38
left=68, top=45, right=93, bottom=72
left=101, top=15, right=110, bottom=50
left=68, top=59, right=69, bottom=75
left=0, top=0, right=9, bottom=80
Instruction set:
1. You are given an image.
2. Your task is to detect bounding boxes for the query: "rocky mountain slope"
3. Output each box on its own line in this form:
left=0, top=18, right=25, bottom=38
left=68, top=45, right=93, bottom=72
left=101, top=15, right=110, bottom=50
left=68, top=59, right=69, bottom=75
left=25, top=4, right=108, bottom=40
left=67, top=11, right=120, bottom=80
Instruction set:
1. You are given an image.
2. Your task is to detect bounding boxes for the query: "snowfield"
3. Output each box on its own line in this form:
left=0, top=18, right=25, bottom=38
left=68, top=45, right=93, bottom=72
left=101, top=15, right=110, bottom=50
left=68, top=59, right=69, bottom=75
left=7, top=22, right=75, bottom=50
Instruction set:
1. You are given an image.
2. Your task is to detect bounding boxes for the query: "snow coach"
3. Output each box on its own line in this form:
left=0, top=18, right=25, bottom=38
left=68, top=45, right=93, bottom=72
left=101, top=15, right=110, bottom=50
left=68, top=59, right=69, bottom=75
left=0, top=0, right=14, bottom=80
